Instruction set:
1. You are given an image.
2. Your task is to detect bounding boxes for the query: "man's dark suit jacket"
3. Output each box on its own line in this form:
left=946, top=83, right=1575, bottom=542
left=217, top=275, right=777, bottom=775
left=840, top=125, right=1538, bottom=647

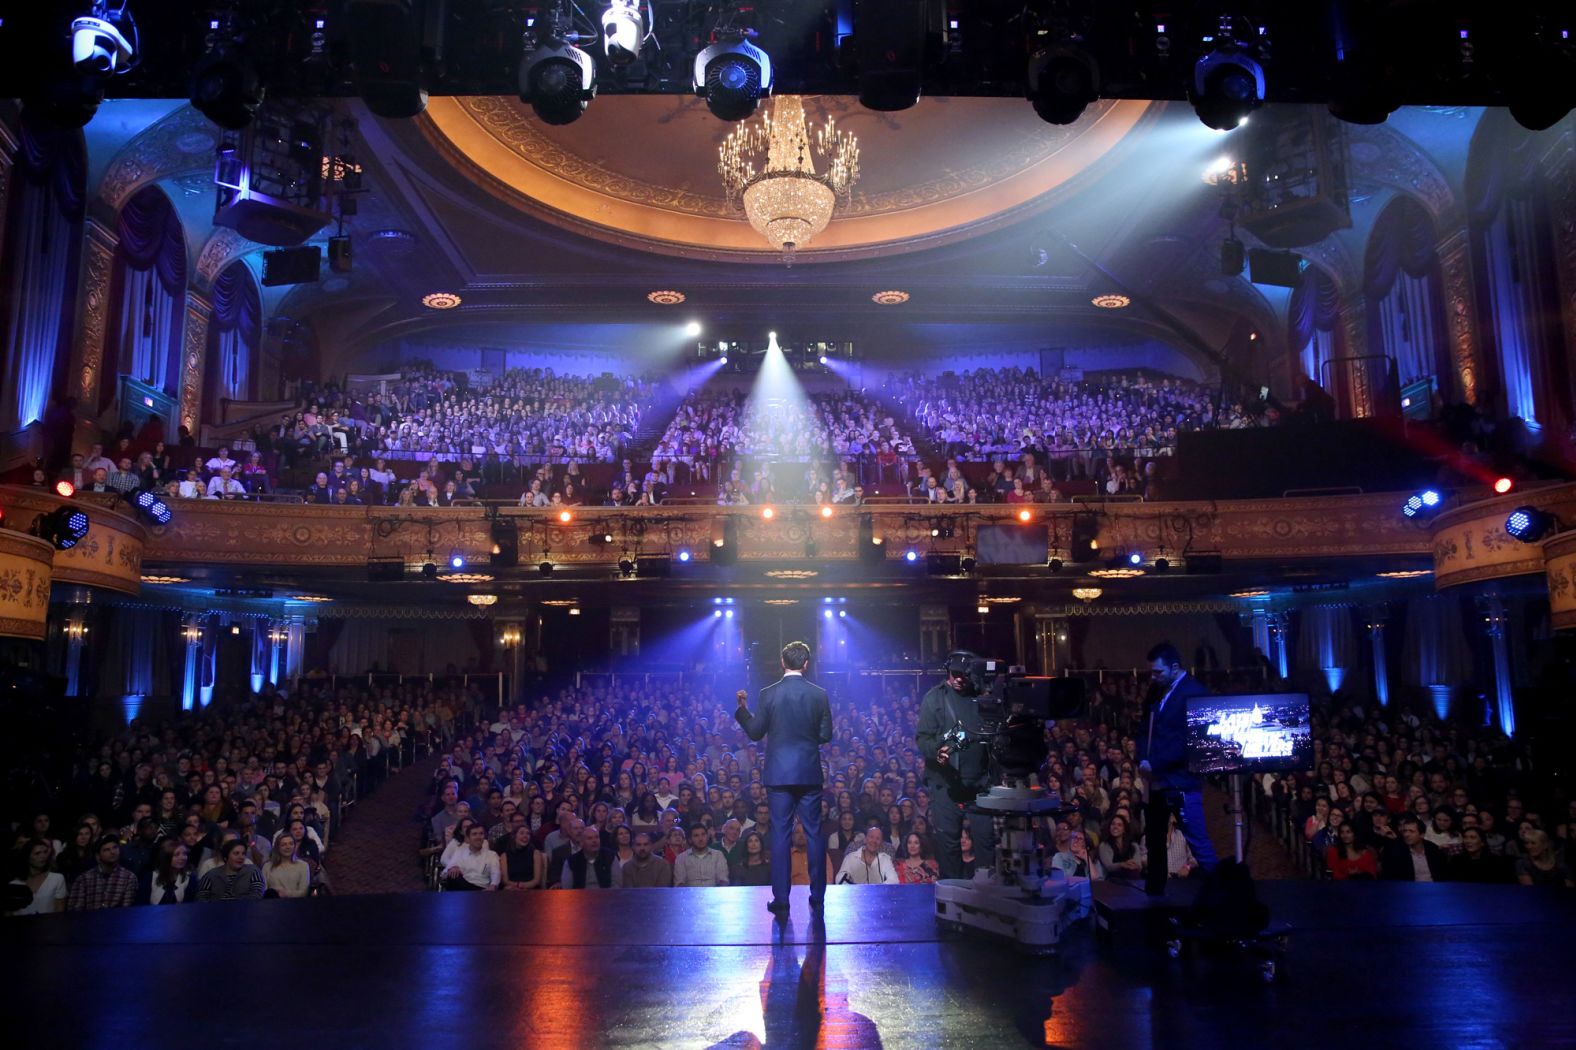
left=1138, top=672, right=1210, bottom=791
left=1380, top=839, right=1451, bottom=882
left=735, top=674, right=834, bottom=787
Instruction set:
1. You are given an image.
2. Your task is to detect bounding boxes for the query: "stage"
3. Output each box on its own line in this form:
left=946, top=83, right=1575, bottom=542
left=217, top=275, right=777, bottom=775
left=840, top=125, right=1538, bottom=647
left=5, top=882, right=1574, bottom=1048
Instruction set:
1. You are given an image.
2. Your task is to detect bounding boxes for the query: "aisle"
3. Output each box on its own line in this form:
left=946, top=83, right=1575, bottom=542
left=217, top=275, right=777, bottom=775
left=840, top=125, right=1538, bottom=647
left=1202, top=782, right=1299, bottom=878
left=326, top=754, right=440, bottom=895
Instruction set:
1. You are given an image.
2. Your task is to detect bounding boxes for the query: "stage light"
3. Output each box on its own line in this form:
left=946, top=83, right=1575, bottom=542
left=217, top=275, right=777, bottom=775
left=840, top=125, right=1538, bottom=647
left=521, top=23, right=596, bottom=126
left=1128, top=552, right=1143, bottom=566
left=819, top=355, right=828, bottom=365
left=838, top=610, right=847, bottom=619
left=1026, top=44, right=1099, bottom=125
left=35, top=506, right=90, bottom=551
left=618, top=557, right=635, bottom=577
left=568, top=607, right=581, bottom=616
left=725, top=609, right=734, bottom=619
left=761, top=506, right=775, bottom=520
left=538, top=561, right=554, bottom=576
left=824, top=597, right=834, bottom=604
left=960, top=555, right=977, bottom=573
left=820, top=506, right=834, bottom=519
left=190, top=20, right=265, bottom=130
left=1191, top=41, right=1266, bottom=131
left=1154, top=556, right=1171, bottom=573
left=715, top=609, right=723, bottom=618
left=685, top=320, right=703, bottom=336
left=449, top=551, right=466, bottom=569
left=601, top=0, right=644, bottom=66
left=1402, top=489, right=1445, bottom=520
left=677, top=549, right=692, bottom=562
left=1494, top=477, right=1515, bottom=495
left=823, top=609, right=833, bottom=619
left=55, top=480, right=76, bottom=498
left=904, top=549, right=919, bottom=563
left=349, top=0, right=431, bottom=118
left=1048, top=557, right=1064, bottom=573
left=1017, top=509, right=1033, bottom=523
left=588, top=532, right=614, bottom=545
left=72, top=9, right=135, bottom=75
left=694, top=36, right=773, bottom=121
left=1505, top=507, right=1557, bottom=543
left=131, top=489, right=172, bottom=526
left=558, top=510, right=574, bottom=524
left=421, top=559, right=438, bottom=580
left=720, top=356, right=728, bottom=366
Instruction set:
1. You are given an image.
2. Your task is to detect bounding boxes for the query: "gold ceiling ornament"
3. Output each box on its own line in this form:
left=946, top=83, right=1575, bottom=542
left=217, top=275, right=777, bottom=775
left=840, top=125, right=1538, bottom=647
left=871, top=290, right=910, bottom=305
left=1071, top=587, right=1103, bottom=602
left=466, top=594, right=499, bottom=607
left=719, top=95, right=860, bottom=259
left=1230, top=589, right=1271, bottom=598
left=765, top=569, right=819, bottom=579
left=982, top=596, right=1022, bottom=604
left=140, top=575, right=191, bottom=584
left=540, top=599, right=579, bottom=606
left=288, top=594, right=332, bottom=603
left=764, top=599, right=799, bottom=605
left=646, top=290, right=686, bottom=305
left=1088, top=567, right=1145, bottom=579
left=443, top=573, right=495, bottom=584
left=1091, top=293, right=1131, bottom=309
left=421, top=291, right=462, bottom=310
left=1376, top=569, right=1433, bottom=579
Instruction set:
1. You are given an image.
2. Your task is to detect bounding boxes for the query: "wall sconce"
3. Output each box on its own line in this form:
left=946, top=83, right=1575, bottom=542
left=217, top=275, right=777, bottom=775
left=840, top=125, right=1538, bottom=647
left=65, top=621, right=89, bottom=641
left=498, top=625, right=523, bottom=647
left=267, top=627, right=288, bottom=644
left=182, top=623, right=204, bottom=644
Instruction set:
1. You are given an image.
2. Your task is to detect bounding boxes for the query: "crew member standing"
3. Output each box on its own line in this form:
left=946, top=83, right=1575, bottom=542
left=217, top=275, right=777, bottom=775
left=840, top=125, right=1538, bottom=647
left=1139, top=642, right=1219, bottom=895
left=915, top=652, right=996, bottom=880
left=735, top=641, right=834, bottom=919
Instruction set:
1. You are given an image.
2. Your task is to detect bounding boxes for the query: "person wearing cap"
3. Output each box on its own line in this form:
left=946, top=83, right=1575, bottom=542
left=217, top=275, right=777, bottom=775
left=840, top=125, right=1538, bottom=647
left=915, top=652, right=997, bottom=880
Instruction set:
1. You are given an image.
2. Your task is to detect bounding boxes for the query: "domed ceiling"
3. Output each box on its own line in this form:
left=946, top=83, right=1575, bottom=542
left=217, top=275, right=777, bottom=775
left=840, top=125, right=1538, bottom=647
left=421, top=94, right=1156, bottom=262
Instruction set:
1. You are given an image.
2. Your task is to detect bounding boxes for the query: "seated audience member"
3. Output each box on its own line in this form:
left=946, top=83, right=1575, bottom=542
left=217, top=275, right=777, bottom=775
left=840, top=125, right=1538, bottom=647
left=1380, top=816, right=1450, bottom=882
left=1450, top=827, right=1511, bottom=884
left=1162, top=812, right=1198, bottom=878
left=621, top=832, right=673, bottom=888
left=1326, top=822, right=1379, bottom=880
left=262, top=834, right=312, bottom=898
left=198, top=840, right=266, bottom=901
left=1098, top=814, right=1145, bottom=880
left=8, top=840, right=67, bottom=915
left=836, top=827, right=899, bottom=885
left=1051, top=828, right=1104, bottom=881
left=730, top=830, right=772, bottom=887
left=1516, top=830, right=1574, bottom=889
left=557, top=825, right=615, bottom=890
left=500, top=825, right=545, bottom=890
left=66, top=837, right=139, bottom=911
left=206, top=468, right=247, bottom=499
left=895, top=832, right=940, bottom=884
left=140, top=841, right=196, bottom=905
left=443, top=823, right=501, bottom=891
left=673, top=825, right=730, bottom=887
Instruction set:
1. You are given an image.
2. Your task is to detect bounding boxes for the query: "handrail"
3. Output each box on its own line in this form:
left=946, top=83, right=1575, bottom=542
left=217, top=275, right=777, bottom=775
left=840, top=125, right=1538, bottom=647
left=1282, top=486, right=1364, bottom=498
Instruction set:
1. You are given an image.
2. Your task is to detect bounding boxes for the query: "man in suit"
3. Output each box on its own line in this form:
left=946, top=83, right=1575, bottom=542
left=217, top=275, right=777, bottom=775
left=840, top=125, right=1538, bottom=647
left=735, top=641, right=834, bottom=919
left=1139, top=642, right=1219, bottom=895
left=1380, top=815, right=1451, bottom=882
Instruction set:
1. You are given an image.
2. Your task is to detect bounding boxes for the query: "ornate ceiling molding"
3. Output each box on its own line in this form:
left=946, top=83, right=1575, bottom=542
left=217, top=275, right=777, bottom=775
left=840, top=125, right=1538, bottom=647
left=1346, top=124, right=1459, bottom=225
left=96, top=104, right=216, bottom=211
left=420, top=95, right=1157, bottom=264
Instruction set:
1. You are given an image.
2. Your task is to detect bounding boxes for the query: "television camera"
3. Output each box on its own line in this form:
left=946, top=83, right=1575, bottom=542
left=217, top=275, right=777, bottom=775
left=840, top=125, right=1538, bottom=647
left=932, top=652, right=1090, bottom=953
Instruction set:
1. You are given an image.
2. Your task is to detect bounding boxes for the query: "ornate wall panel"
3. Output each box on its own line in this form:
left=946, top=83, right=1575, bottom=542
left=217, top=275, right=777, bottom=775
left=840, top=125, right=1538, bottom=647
left=1541, top=531, right=1576, bottom=631
left=179, top=294, right=211, bottom=432
left=0, top=529, right=54, bottom=641
left=138, top=495, right=1431, bottom=570
left=0, top=487, right=145, bottom=596
left=1431, top=483, right=1576, bottom=589
left=1436, top=229, right=1482, bottom=406
left=75, top=219, right=117, bottom=407
left=1542, top=131, right=1576, bottom=406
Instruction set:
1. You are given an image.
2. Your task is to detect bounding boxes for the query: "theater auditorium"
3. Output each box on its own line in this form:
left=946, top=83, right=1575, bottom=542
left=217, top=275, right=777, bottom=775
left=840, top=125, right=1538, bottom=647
left=1, top=4, right=1574, bottom=1048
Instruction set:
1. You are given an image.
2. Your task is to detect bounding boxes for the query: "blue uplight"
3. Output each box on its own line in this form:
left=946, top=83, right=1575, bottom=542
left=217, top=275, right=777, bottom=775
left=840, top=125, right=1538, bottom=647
left=677, top=549, right=692, bottom=562
left=1128, top=552, right=1143, bottom=565
left=905, top=549, right=919, bottom=563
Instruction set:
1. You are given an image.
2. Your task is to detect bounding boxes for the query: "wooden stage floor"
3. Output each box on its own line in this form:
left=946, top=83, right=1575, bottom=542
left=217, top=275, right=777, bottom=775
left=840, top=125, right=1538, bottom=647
left=6, top=882, right=1575, bottom=1049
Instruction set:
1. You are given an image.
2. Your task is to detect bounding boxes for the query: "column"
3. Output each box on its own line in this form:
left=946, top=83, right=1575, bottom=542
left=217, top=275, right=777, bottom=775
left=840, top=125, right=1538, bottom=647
left=267, top=619, right=286, bottom=686
left=1475, top=593, right=1516, bottom=736
left=1338, top=297, right=1371, bottom=418
left=1366, top=605, right=1391, bottom=708
left=180, top=615, right=204, bottom=712
left=1437, top=229, right=1484, bottom=407
left=73, top=218, right=118, bottom=413
left=179, top=293, right=212, bottom=435
left=284, top=615, right=307, bottom=684
left=62, top=611, right=91, bottom=697
left=498, top=619, right=525, bottom=708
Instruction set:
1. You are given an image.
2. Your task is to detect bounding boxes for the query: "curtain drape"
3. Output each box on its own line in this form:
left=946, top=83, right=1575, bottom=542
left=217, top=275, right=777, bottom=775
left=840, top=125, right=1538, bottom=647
left=1, top=116, right=84, bottom=430
left=107, top=186, right=187, bottom=401
left=1364, top=197, right=1445, bottom=391
left=205, top=262, right=260, bottom=418
left=1287, top=266, right=1344, bottom=386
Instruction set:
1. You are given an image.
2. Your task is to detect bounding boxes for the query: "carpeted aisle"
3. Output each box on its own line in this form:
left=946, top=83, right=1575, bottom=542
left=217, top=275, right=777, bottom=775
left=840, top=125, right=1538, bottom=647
left=326, top=754, right=440, bottom=895
left=1202, top=781, right=1299, bottom=878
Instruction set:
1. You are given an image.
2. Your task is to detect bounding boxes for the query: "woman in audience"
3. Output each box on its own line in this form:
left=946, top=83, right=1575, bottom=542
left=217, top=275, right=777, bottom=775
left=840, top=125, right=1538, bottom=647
left=1516, top=830, right=1574, bottom=888
left=8, top=840, right=67, bottom=915
left=439, top=818, right=478, bottom=872
left=662, top=827, right=687, bottom=867
left=896, top=833, right=940, bottom=884
left=1098, top=814, right=1145, bottom=880
left=141, top=841, right=195, bottom=905
left=730, top=830, right=772, bottom=887
left=500, top=824, right=545, bottom=890
left=1326, top=821, right=1379, bottom=880
left=1052, top=829, right=1104, bottom=881
left=1303, top=796, right=1330, bottom=844
left=1450, top=827, right=1510, bottom=883
left=56, top=823, right=97, bottom=883
left=960, top=826, right=976, bottom=872
left=262, top=834, right=312, bottom=898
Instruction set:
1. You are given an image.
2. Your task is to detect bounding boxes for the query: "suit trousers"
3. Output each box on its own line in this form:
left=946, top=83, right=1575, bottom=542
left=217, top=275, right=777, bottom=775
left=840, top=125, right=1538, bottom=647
left=767, top=785, right=825, bottom=906
left=1145, top=787, right=1219, bottom=895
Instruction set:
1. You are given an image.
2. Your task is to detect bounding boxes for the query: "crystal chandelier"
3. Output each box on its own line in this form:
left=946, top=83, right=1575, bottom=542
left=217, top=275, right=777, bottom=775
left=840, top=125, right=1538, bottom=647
left=718, top=96, right=859, bottom=259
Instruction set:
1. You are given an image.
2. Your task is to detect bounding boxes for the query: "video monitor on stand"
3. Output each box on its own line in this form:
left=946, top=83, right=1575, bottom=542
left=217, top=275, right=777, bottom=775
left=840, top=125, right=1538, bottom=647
left=1185, top=693, right=1314, bottom=862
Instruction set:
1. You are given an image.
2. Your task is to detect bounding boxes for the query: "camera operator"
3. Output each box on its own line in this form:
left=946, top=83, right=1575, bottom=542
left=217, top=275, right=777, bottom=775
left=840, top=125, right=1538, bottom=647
left=915, top=652, right=996, bottom=879
left=1139, top=642, right=1219, bottom=895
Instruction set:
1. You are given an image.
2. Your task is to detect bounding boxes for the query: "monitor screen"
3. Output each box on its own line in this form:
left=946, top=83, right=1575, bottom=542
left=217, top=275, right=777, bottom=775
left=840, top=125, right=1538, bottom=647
left=975, top=524, right=1048, bottom=565
left=1185, top=692, right=1313, bottom=775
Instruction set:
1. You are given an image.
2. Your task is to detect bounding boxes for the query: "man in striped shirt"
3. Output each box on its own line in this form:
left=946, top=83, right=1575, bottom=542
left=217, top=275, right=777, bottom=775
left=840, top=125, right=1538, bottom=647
left=198, top=840, right=266, bottom=900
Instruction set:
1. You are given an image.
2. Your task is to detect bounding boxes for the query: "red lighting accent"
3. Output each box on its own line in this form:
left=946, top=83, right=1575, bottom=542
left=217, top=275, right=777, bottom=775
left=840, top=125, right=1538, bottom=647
left=1493, top=477, right=1514, bottom=494
left=557, top=510, right=573, bottom=524
left=55, top=480, right=75, bottom=498
left=1017, top=509, right=1033, bottom=523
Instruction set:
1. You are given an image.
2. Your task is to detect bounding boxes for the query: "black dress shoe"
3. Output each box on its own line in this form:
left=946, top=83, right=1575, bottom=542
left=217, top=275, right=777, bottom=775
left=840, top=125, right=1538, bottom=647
left=767, top=901, right=790, bottom=919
